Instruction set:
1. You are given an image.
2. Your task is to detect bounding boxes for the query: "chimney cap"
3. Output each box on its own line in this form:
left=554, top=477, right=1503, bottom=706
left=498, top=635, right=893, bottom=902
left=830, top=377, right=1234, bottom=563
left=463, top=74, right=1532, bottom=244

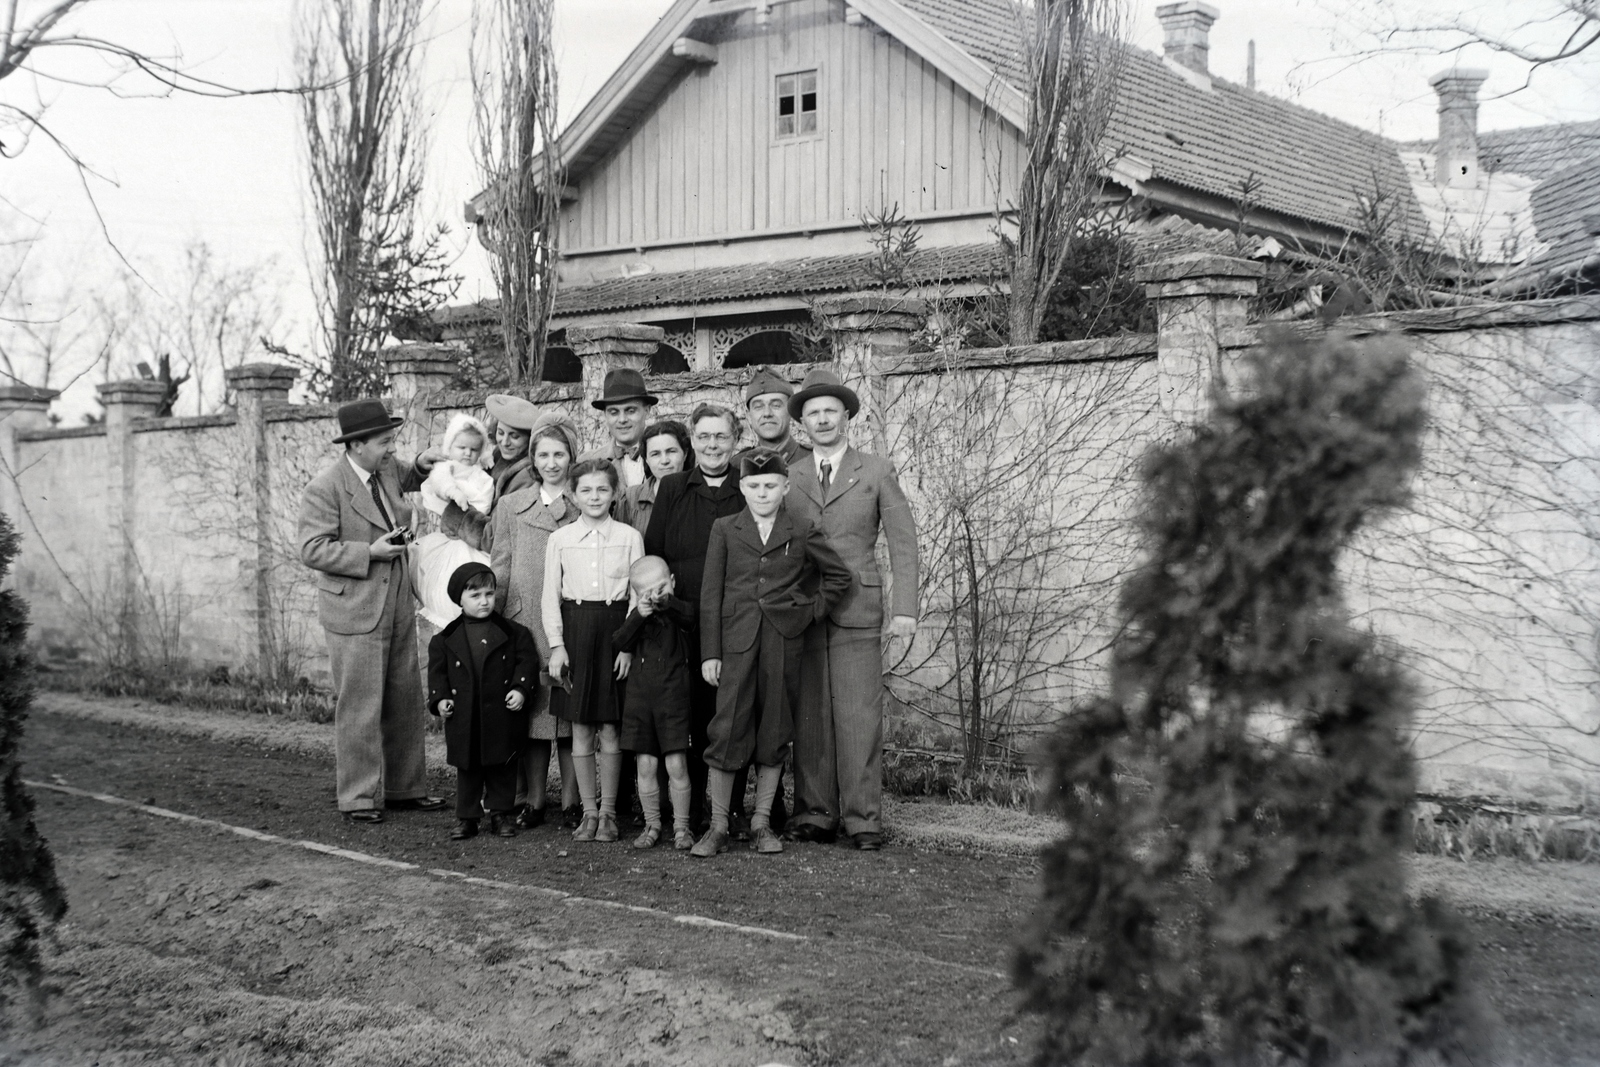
left=1428, top=67, right=1489, bottom=91
left=1156, top=1, right=1220, bottom=21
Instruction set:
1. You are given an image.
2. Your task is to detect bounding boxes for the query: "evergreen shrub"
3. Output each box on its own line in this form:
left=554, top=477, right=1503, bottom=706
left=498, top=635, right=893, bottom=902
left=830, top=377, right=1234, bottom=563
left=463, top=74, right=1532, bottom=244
left=1017, top=332, right=1489, bottom=1066
left=0, top=512, right=66, bottom=1006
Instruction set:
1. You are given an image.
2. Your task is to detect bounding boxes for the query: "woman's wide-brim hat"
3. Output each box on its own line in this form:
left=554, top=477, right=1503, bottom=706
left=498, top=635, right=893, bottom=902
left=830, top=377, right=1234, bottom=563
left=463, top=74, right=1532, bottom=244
left=787, top=368, right=860, bottom=420
left=591, top=368, right=658, bottom=411
left=332, top=398, right=404, bottom=444
left=484, top=393, right=541, bottom=432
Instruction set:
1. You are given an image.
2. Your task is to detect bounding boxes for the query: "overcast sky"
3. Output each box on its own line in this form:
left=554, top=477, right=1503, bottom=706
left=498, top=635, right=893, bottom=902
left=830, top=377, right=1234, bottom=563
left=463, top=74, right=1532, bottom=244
left=3, top=0, right=1596, bottom=418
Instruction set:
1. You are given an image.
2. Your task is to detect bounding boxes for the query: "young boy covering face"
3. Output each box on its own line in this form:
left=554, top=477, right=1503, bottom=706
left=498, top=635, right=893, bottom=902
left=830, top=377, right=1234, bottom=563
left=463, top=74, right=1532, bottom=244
left=693, top=450, right=852, bottom=857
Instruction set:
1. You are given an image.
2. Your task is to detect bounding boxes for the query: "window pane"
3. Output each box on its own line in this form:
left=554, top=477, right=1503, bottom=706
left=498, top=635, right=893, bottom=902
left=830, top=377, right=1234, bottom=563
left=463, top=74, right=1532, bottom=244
left=800, top=111, right=817, bottom=133
left=800, top=71, right=817, bottom=93
left=778, top=113, right=795, bottom=136
left=779, top=95, right=796, bottom=117
left=801, top=91, right=817, bottom=114
left=777, top=74, right=795, bottom=96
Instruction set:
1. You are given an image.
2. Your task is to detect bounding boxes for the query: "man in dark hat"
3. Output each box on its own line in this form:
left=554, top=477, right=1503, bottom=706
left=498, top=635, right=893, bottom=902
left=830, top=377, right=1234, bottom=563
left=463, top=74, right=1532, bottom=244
left=584, top=367, right=658, bottom=489
left=784, top=369, right=920, bottom=851
left=298, top=399, right=447, bottom=823
left=736, top=366, right=810, bottom=468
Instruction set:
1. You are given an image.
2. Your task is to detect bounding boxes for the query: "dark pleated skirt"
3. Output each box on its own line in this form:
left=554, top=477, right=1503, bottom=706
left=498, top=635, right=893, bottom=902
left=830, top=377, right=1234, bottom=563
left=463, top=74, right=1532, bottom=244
left=551, top=599, right=629, bottom=726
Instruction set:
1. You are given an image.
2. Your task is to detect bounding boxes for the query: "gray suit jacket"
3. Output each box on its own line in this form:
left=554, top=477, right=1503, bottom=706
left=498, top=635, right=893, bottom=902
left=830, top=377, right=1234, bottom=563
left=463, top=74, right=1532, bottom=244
left=298, top=455, right=423, bottom=636
left=787, top=447, right=919, bottom=629
left=488, top=486, right=576, bottom=661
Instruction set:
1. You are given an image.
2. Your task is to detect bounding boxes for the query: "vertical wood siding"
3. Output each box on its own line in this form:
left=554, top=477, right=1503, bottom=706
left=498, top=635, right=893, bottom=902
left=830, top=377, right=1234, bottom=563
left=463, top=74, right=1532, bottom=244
left=561, top=0, right=1021, bottom=252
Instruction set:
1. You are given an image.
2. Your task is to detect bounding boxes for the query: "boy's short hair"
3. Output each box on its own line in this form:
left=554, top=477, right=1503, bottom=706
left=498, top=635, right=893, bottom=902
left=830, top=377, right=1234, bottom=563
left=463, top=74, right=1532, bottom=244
left=570, top=457, right=620, bottom=490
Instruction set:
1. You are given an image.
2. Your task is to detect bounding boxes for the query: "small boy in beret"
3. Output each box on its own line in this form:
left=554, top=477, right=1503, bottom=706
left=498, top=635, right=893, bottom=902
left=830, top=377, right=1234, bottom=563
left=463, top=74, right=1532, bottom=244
left=612, top=555, right=697, bottom=850
left=428, top=561, right=540, bottom=840
left=693, top=450, right=852, bottom=857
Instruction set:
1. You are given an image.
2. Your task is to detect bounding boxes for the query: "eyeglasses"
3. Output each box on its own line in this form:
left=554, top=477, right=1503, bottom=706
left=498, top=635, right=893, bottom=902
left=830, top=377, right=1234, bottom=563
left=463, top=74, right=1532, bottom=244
left=693, top=432, right=733, bottom=443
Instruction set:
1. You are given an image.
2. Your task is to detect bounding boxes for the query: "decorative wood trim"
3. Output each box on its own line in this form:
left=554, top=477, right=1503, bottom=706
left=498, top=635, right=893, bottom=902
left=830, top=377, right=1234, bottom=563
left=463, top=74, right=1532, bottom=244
left=672, top=37, right=718, bottom=64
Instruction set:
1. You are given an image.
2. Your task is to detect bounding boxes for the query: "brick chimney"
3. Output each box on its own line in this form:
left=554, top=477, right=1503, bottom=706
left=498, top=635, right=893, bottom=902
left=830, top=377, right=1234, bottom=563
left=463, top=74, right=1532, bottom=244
left=1156, top=2, right=1219, bottom=75
left=1429, top=68, right=1489, bottom=190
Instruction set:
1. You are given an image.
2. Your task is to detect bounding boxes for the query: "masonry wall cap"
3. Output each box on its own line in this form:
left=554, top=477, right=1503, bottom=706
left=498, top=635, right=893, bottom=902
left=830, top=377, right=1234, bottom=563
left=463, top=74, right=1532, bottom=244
left=1136, top=253, right=1265, bottom=284
left=96, top=379, right=169, bottom=402
left=814, top=294, right=928, bottom=318
left=567, top=323, right=667, bottom=347
left=224, top=363, right=299, bottom=390
left=0, top=384, right=59, bottom=404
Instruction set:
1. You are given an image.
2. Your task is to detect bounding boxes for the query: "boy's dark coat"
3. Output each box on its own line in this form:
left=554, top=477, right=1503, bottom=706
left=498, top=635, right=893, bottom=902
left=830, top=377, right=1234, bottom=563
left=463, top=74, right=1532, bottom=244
left=612, top=595, right=696, bottom=720
left=700, top=507, right=852, bottom=658
left=427, top=612, right=539, bottom=768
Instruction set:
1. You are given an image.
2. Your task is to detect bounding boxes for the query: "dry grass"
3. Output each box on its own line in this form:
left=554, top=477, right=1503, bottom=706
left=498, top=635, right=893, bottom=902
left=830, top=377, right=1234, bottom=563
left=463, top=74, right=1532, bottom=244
left=1413, top=808, right=1600, bottom=863
left=43, top=663, right=336, bottom=723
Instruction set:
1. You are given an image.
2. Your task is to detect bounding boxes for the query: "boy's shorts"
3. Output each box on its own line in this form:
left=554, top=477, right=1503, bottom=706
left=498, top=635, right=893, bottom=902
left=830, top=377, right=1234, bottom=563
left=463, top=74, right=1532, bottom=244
left=620, top=694, right=692, bottom=758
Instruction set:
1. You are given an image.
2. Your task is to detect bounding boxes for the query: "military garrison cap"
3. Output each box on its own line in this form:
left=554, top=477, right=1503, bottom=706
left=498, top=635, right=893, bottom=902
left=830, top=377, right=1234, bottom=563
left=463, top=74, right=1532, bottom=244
left=739, top=449, right=789, bottom=478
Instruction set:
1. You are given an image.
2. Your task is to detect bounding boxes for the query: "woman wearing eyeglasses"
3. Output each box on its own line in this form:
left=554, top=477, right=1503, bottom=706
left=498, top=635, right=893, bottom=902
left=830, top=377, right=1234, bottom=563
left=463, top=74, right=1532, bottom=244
left=643, top=402, right=747, bottom=833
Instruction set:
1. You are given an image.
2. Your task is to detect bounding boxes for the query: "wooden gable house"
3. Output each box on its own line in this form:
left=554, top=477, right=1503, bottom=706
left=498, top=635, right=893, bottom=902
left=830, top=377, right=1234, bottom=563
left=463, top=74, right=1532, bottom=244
left=449, top=0, right=1503, bottom=376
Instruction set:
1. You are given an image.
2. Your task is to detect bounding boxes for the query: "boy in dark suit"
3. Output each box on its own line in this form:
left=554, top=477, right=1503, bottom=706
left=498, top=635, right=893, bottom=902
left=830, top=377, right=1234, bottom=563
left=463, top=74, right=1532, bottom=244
left=428, top=562, right=540, bottom=841
left=693, top=450, right=852, bottom=857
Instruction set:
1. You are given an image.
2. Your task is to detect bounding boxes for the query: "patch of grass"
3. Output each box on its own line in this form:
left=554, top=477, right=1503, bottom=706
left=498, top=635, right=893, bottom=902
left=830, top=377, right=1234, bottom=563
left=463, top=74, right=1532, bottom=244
left=1413, top=808, right=1600, bottom=863
left=43, top=663, right=336, bottom=724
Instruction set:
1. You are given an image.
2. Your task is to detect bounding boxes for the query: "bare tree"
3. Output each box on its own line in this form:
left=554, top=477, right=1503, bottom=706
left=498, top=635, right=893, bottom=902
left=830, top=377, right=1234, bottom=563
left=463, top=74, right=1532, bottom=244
left=0, top=227, right=124, bottom=397
left=1004, top=0, right=1128, bottom=345
left=470, top=0, right=562, bottom=388
left=296, top=0, right=458, bottom=401
left=1347, top=0, right=1598, bottom=89
left=146, top=242, right=281, bottom=415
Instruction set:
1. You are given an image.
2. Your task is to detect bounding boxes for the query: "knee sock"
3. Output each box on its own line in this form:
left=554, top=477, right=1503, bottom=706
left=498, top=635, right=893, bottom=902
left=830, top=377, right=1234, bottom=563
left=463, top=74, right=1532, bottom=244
left=573, top=752, right=598, bottom=816
left=637, top=769, right=662, bottom=829
left=731, top=765, right=750, bottom=817
left=708, top=768, right=736, bottom=834
left=597, top=751, right=622, bottom=818
left=750, top=764, right=783, bottom=833
left=669, top=777, right=692, bottom=834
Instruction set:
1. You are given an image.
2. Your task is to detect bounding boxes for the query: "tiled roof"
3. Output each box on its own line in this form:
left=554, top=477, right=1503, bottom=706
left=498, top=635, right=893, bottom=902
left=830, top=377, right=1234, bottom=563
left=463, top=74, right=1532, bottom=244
left=1518, top=158, right=1600, bottom=286
left=444, top=245, right=1006, bottom=323
left=897, top=0, right=1419, bottom=236
left=1477, top=121, right=1600, bottom=180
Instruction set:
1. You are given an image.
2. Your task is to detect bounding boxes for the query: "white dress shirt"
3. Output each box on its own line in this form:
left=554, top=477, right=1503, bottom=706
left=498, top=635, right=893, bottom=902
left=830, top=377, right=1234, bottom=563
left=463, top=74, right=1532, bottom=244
left=541, top=516, right=643, bottom=648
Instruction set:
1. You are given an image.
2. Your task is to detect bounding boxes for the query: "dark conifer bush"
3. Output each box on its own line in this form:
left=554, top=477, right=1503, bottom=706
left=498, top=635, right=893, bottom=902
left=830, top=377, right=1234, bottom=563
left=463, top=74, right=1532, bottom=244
left=0, top=512, right=67, bottom=1006
left=1017, top=332, right=1488, bottom=1066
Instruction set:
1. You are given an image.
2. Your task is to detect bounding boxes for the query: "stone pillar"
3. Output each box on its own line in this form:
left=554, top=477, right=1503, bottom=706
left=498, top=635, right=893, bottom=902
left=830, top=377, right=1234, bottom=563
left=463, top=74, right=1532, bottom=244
left=227, top=363, right=297, bottom=675
left=96, top=379, right=168, bottom=658
left=569, top=324, right=664, bottom=450
left=813, top=295, right=925, bottom=454
left=384, top=342, right=460, bottom=456
left=0, top=385, right=58, bottom=539
left=1137, top=254, right=1262, bottom=425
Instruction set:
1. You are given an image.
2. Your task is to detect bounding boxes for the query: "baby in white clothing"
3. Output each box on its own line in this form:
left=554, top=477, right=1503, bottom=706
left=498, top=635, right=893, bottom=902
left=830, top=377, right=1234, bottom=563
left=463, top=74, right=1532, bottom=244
left=423, top=414, right=495, bottom=516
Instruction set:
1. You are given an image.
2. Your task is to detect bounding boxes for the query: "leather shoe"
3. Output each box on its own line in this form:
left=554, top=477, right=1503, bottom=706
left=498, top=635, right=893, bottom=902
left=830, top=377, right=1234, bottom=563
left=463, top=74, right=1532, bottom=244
left=450, top=819, right=478, bottom=840
left=387, top=796, right=446, bottom=812
left=343, top=809, right=384, bottom=824
left=690, top=828, right=729, bottom=858
left=852, top=831, right=884, bottom=851
left=490, top=815, right=517, bottom=838
left=783, top=823, right=835, bottom=844
left=516, top=805, right=546, bottom=829
left=753, top=826, right=784, bottom=854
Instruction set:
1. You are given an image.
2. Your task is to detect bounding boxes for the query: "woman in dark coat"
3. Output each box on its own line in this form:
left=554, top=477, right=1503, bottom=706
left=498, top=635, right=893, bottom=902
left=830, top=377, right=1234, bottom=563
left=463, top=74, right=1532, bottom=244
left=643, top=403, right=750, bottom=832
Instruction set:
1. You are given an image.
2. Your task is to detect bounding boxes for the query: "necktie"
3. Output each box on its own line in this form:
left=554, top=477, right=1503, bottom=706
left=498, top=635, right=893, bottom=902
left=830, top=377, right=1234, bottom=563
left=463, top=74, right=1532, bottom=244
left=820, top=460, right=833, bottom=494
left=369, top=475, right=396, bottom=532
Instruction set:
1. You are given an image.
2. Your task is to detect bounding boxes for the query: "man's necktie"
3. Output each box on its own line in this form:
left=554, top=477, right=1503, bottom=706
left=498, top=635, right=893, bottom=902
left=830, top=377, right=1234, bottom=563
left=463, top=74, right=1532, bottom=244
left=820, top=460, right=833, bottom=494
left=369, top=476, right=396, bottom=532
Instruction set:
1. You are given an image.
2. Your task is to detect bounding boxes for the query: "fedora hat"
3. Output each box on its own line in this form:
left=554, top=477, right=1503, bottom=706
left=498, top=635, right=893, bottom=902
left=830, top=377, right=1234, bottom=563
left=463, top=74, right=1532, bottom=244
left=484, top=393, right=540, bottom=432
left=332, top=398, right=404, bottom=444
left=787, top=367, right=860, bottom=420
left=590, top=368, right=658, bottom=411
left=744, top=366, right=794, bottom=404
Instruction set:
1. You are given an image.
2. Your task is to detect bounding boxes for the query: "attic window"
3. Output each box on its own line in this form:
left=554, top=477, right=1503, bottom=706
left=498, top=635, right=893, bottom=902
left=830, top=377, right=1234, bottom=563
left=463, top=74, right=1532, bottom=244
left=776, top=70, right=818, bottom=138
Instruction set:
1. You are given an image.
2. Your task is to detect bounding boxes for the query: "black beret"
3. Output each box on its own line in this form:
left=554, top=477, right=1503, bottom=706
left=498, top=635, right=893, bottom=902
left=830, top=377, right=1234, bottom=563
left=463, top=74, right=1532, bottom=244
left=739, top=449, right=789, bottom=478
left=447, top=561, right=495, bottom=605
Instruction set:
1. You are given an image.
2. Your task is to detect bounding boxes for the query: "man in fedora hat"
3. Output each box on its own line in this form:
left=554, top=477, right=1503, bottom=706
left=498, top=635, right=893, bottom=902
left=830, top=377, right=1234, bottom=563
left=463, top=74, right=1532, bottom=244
left=784, top=368, right=919, bottom=851
left=299, top=398, right=447, bottom=823
left=735, top=366, right=810, bottom=469
left=584, top=368, right=658, bottom=489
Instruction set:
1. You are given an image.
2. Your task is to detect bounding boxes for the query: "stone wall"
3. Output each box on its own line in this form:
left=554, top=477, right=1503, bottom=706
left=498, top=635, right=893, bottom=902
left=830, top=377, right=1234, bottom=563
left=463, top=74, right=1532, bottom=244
left=3, top=259, right=1597, bottom=809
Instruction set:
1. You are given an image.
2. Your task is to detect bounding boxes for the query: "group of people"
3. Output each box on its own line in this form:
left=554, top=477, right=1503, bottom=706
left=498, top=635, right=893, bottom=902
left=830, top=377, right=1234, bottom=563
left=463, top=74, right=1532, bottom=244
left=296, top=362, right=920, bottom=856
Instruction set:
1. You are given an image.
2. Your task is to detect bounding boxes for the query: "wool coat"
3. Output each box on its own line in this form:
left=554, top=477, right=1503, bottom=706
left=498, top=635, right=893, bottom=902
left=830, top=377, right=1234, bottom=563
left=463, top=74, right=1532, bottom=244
left=700, top=507, right=853, bottom=658
left=427, top=612, right=539, bottom=769
left=298, top=454, right=426, bottom=635
left=488, top=486, right=575, bottom=662
left=643, top=467, right=745, bottom=606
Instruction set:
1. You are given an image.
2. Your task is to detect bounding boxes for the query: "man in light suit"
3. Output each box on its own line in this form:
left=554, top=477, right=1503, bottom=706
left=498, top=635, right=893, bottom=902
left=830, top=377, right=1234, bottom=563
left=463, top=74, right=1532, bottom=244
left=299, top=399, right=447, bottom=824
left=784, top=369, right=919, bottom=851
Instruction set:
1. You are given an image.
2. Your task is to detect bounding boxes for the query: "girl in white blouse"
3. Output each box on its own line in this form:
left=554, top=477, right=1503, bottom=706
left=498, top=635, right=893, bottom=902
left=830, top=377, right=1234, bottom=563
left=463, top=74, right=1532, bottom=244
left=543, top=458, right=644, bottom=842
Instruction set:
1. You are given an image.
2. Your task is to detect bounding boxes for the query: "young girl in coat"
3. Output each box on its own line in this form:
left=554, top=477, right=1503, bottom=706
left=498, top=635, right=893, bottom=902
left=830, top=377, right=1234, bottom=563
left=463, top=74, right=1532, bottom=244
left=543, top=458, right=643, bottom=843
left=415, top=414, right=494, bottom=628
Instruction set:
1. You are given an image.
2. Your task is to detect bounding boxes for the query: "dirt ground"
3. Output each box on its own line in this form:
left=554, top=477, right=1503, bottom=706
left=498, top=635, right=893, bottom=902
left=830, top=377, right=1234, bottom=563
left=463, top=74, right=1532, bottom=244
left=5, top=695, right=1600, bottom=1066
